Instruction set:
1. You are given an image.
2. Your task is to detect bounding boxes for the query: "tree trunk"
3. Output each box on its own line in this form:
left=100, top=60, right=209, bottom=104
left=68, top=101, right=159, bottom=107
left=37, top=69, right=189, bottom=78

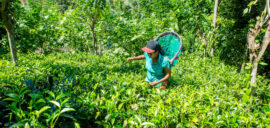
left=1, top=0, right=17, bottom=64
left=210, top=0, right=220, bottom=56
left=250, top=60, right=259, bottom=95
left=99, top=41, right=102, bottom=55
left=197, top=29, right=208, bottom=57
left=241, top=43, right=249, bottom=72
left=190, top=33, right=197, bottom=52
left=250, top=60, right=259, bottom=85
left=212, top=0, right=219, bottom=28
left=6, top=29, right=17, bottom=63
left=247, top=6, right=270, bottom=95
left=90, top=16, right=97, bottom=54
left=210, top=41, right=214, bottom=56
left=250, top=22, right=270, bottom=87
left=257, top=20, right=270, bottom=62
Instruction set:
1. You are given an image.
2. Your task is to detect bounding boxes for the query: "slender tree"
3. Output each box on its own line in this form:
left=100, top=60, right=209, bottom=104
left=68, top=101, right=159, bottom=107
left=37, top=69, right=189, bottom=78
left=1, top=0, right=17, bottom=64
left=241, top=43, right=249, bottom=72
left=247, top=0, right=270, bottom=95
left=197, top=29, right=208, bottom=57
left=210, top=0, right=220, bottom=56
left=76, top=0, right=106, bottom=55
left=212, top=0, right=219, bottom=29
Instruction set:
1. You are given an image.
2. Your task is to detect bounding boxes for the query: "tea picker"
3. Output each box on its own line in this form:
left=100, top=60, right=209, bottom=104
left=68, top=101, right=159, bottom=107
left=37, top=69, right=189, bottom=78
left=127, top=31, right=183, bottom=89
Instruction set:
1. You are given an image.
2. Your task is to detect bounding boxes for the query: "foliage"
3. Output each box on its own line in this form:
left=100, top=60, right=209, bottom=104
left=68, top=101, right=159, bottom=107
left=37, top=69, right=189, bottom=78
left=1, top=52, right=270, bottom=127
left=217, top=0, right=266, bottom=66
left=1, top=0, right=270, bottom=126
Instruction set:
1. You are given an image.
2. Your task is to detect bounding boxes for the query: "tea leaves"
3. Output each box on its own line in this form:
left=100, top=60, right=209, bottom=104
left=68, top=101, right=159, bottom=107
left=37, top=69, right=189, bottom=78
left=0, top=52, right=269, bottom=127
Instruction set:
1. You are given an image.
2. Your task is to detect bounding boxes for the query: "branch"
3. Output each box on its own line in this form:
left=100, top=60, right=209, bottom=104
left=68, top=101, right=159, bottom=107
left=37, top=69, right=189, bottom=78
left=267, top=0, right=270, bottom=16
left=263, top=0, right=270, bottom=23
left=257, top=20, right=270, bottom=61
left=212, top=0, right=219, bottom=28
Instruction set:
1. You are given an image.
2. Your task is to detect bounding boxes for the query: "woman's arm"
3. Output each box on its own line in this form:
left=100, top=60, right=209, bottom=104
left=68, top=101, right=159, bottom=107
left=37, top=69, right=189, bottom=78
left=149, top=67, right=171, bottom=86
left=127, top=55, right=145, bottom=62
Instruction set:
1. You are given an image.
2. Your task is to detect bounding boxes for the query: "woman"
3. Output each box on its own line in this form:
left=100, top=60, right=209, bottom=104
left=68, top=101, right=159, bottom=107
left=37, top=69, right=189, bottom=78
left=127, top=40, right=171, bottom=89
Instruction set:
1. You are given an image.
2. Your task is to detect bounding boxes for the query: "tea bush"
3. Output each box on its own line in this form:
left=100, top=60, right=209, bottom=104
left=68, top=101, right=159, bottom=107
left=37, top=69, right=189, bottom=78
left=0, top=52, right=269, bottom=127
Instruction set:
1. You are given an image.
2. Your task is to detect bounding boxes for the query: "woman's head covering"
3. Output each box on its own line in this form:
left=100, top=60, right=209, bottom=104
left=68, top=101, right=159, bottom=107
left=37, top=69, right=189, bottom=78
left=142, top=40, right=162, bottom=53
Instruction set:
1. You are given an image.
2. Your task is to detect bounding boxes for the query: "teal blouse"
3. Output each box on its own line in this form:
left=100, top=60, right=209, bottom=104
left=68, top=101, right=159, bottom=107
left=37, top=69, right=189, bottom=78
left=144, top=52, right=170, bottom=87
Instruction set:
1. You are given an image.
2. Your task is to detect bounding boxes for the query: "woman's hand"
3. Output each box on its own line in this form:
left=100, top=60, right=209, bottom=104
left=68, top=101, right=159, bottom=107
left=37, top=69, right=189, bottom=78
left=127, top=55, right=145, bottom=62
left=127, top=57, right=133, bottom=62
left=149, top=81, right=159, bottom=86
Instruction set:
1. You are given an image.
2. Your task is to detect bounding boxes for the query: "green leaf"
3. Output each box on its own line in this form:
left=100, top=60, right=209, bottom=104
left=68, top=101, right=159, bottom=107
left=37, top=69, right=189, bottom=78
left=25, top=122, right=30, bottom=128
left=19, top=87, right=28, bottom=94
left=37, top=122, right=47, bottom=128
left=3, top=97, right=17, bottom=102
left=74, top=122, right=80, bottom=128
left=248, top=1, right=255, bottom=7
left=243, top=8, right=248, bottom=15
left=56, top=93, right=65, bottom=100
left=60, top=113, right=75, bottom=120
left=142, top=122, right=155, bottom=126
left=128, top=120, right=136, bottom=125
left=6, top=93, right=19, bottom=100
left=60, top=108, right=75, bottom=114
left=105, top=114, right=111, bottom=121
left=113, top=125, right=122, bottom=128
left=36, top=98, right=46, bottom=104
left=95, top=121, right=103, bottom=125
left=118, top=103, right=124, bottom=110
left=95, top=112, right=100, bottom=119
left=9, top=122, right=26, bottom=128
left=50, top=101, right=60, bottom=108
left=36, top=106, right=51, bottom=116
left=205, top=122, right=214, bottom=126
left=61, top=97, right=70, bottom=105
left=111, top=118, right=115, bottom=125
left=20, top=89, right=31, bottom=97
left=9, top=104, right=20, bottom=113
left=52, top=112, right=61, bottom=121
left=48, top=91, right=55, bottom=98
left=43, top=113, right=51, bottom=118
left=259, top=61, right=268, bottom=66
left=134, top=115, right=141, bottom=125
left=123, top=119, right=128, bottom=127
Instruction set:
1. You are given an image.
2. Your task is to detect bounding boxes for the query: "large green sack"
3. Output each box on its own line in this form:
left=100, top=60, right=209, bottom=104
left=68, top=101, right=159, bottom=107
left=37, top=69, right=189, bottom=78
left=155, top=31, right=183, bottom=67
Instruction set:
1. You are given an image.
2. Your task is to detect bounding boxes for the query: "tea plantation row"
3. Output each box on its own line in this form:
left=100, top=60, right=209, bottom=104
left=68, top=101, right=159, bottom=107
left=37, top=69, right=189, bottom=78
left=0, top=52, right=270, bottom=127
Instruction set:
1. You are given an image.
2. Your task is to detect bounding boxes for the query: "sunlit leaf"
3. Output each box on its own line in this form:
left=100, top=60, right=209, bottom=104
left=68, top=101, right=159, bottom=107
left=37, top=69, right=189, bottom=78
left=36, top=106, right=51, bottom=116
left=74, top=122, right=80, bottom=128
left=142, top=122, right=155, bottom=126
left=48, top=91, right=55, bottom=98
left=6, top=93, right=19, bottom=100
left=134, top=115, right=141, bottom=125
left=61, top=97, right=70, bottom=105
left=60, top=108, right=75, bottom=114
left=50, top=101, right=60, bottom=108
left=25, top=122, right=30, bottom=128
left=105, top=114, right=111, bottom=121
left=243, top=8, right=249, bottom=15
left=36, top=98, right=46, bottom=104
left=259, top=61, right=268, bottom=66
